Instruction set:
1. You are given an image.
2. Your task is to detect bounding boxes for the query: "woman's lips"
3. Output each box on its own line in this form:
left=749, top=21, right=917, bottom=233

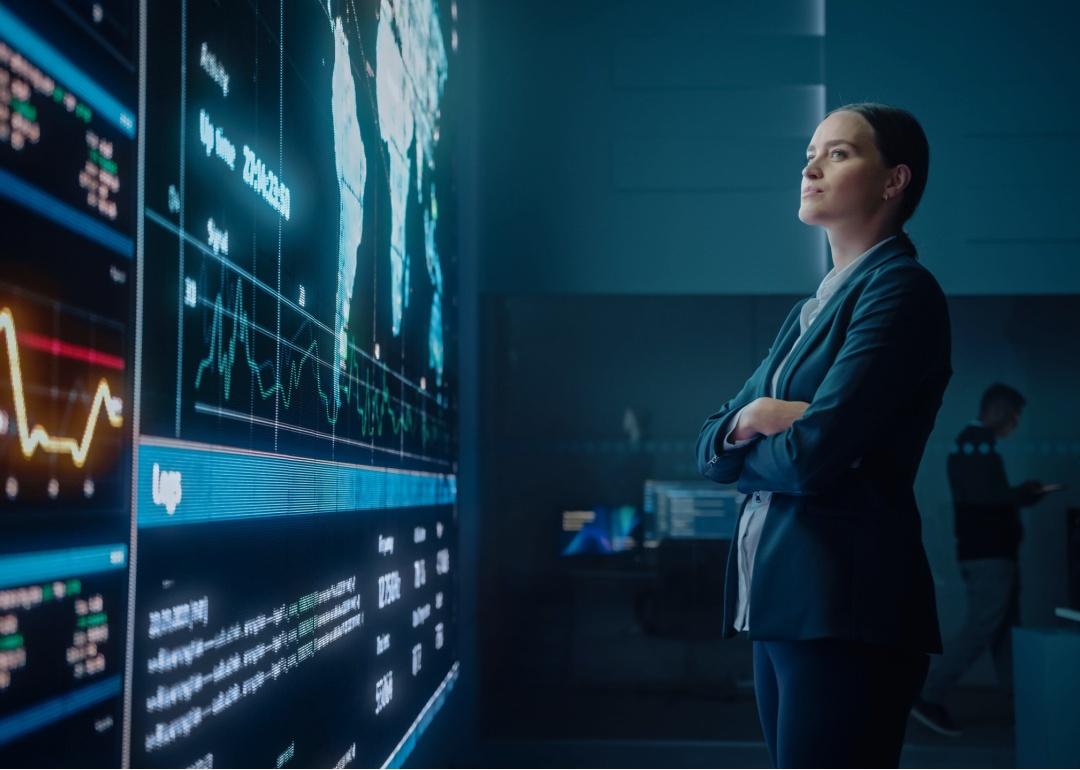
left=801, top=188, right=824, bottom=197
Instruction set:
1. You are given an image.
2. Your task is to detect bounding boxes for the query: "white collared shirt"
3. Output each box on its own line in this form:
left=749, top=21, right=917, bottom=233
left=725, top=235, right=897, bottom=632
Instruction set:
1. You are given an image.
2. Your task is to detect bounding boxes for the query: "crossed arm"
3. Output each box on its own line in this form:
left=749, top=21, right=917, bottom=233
left=695, top=300, right=807, bottom=484
left=696, top=267, right=948, bottom=496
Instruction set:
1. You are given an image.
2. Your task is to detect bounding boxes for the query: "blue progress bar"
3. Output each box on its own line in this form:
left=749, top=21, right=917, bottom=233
left=0, top=675, right=121, bottom=747
left=0, top=3, right=135, bottom=137
left=0, top=168, right=134, bottom=257
left=138, top=439, right=457, bottom=528
left=383, top=662, right=460, bottom=769
left=0, top=544, right=127, bottom=589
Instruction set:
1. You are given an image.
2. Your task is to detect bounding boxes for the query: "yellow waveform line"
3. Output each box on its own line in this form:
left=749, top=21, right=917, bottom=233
left=0, top=307, right=123, bottom=468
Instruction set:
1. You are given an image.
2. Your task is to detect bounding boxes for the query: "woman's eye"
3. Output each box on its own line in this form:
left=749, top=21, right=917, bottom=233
left=830, top=149, right=846, bottom=159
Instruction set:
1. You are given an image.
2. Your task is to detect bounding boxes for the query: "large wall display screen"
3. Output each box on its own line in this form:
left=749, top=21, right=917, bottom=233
left=0, top=1, right=461, bottom=766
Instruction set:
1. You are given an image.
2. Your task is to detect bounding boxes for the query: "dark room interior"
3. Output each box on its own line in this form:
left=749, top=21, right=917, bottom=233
left=1, top=0, right=1078, bottom=767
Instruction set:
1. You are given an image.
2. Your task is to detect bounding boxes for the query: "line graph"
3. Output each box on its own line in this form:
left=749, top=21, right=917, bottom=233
left=191, top=279, right=449, bottom=456
left=145, top=209, right=439, bottom=405
left=0, top=307, right=123, bottom=468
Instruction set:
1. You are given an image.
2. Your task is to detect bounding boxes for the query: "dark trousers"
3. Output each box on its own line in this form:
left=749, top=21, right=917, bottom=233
left=753, top=639, right=929, bottom=768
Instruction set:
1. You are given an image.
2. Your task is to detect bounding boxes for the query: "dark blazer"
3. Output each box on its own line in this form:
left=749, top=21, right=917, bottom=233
left=696, top=238, right=950, bottom=653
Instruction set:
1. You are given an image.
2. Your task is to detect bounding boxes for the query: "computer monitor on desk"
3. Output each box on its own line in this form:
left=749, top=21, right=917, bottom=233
left=643, top=480, right=744, bottom=545
left=560, top=506, right=641, bottom=557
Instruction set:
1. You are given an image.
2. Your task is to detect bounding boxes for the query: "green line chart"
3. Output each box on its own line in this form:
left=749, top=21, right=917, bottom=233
left=190, top=277, right=451, bottom=463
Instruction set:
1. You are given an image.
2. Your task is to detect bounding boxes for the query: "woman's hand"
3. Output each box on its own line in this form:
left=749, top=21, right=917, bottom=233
left=731, top=397, right=810, bottom=441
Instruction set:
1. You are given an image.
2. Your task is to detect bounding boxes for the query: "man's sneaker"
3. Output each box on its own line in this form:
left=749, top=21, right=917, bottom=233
left=910, top=699, right=963, bottom=736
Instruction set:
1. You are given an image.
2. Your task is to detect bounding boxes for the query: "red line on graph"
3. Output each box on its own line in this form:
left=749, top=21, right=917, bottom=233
left=16, top=330, right=125, bottom=370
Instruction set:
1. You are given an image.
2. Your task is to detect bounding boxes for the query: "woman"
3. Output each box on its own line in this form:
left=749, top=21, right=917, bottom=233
left=695, top=103, right=950, bottom=768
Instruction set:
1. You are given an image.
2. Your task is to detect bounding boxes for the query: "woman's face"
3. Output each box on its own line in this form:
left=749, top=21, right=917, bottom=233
left=799, top=110, right=895, bottom=228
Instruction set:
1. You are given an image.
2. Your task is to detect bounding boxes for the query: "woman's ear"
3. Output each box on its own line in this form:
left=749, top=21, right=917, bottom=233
left=885, top=164, right=912, bottom=199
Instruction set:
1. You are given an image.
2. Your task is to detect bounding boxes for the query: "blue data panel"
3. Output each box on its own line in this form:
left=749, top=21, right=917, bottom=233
left=131, top=0, right=460, bottom=767
left=0, top=0, right=137, bottom=763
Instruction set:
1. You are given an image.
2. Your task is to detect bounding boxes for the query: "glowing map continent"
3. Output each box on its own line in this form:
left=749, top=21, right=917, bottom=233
left=376, top=0, right=448, bottom=384
left=330, top=16, right=367, bottom=404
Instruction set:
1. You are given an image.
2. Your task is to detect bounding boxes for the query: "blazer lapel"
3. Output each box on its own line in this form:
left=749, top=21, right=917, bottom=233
left=757, top=303, right=805, bottom=399
left=774, top=238, right=914, bottom=399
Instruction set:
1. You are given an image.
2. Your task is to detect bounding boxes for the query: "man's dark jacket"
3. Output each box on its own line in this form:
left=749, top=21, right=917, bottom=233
left=949, top=422, right=1039, bottom=562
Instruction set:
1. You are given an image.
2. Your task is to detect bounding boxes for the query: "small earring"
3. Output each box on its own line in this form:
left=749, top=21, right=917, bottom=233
left=883, top=193, right=890, bottom=200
